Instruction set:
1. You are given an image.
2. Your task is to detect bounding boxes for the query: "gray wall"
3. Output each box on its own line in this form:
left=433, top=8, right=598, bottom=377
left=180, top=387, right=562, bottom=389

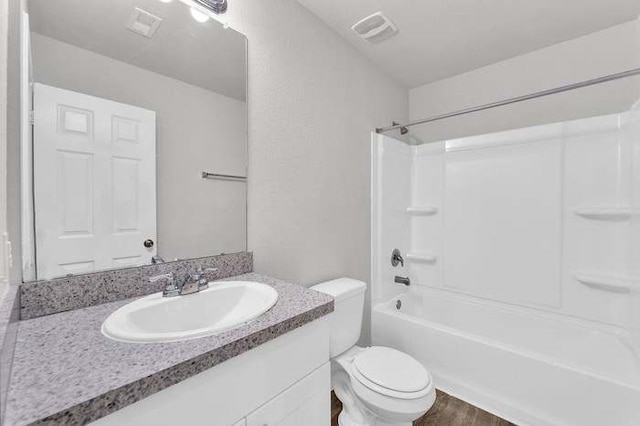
left=30, top=33, right=247, bottom=264
left=410, top=21, right=640, bottom=143
left=224, top=0, right=409, bottom=343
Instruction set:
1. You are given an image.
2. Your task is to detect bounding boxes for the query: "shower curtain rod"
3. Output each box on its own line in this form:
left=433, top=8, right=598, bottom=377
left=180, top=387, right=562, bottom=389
left=376, top=67, right=640, bottom=134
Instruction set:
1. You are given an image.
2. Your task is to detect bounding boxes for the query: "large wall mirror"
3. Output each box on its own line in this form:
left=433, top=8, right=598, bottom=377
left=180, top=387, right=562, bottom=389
left=20, top=0, right=247, bottom=281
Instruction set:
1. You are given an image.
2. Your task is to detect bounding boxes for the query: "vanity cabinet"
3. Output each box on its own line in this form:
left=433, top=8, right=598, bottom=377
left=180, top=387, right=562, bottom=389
left=94, top=317, right=331, bottom=426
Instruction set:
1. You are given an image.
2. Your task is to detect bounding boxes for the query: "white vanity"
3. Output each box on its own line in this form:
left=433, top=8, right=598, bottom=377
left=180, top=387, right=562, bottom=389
left=96, top=317, right=330, bottom=426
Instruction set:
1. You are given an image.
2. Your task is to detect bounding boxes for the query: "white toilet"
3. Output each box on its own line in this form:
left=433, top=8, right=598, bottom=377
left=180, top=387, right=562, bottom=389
left=311, top=278, right=436, bottom=426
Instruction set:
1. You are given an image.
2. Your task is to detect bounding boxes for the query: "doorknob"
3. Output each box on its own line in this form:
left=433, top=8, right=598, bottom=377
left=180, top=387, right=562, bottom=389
left=143, top=239, right=154, bottom=248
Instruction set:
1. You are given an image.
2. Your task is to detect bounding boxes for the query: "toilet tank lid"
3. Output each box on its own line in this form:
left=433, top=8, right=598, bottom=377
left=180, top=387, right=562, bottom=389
left=311, top=278, right=366, bottom=302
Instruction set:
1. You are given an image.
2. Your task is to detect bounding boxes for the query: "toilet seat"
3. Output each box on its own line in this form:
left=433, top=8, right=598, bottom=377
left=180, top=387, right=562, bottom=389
left=351, top=346, right=432, bottom=399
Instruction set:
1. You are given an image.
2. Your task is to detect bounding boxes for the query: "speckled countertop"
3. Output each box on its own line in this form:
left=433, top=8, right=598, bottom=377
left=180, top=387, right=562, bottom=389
left=5, top=274, right=334, bottom=425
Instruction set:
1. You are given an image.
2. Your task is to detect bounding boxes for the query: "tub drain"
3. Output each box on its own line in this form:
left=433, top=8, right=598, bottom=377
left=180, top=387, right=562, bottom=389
left=396, top=300, right=402, bottom=310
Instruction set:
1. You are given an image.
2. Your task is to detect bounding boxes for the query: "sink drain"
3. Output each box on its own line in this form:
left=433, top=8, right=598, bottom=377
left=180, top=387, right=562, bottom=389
left=396, top=300, right=402, bottom=310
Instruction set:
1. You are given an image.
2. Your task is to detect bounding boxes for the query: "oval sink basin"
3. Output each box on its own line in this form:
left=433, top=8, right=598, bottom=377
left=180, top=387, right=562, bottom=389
left=102, top=281, right=279, bottom=343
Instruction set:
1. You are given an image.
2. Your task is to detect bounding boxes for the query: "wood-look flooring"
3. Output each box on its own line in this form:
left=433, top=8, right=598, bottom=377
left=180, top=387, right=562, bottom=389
left=331, top=390, right=515, bottom=426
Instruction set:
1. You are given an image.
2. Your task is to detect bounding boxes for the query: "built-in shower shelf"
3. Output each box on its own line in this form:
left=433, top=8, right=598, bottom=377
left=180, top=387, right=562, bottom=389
left=406, top=253, right=438, bottom=264
left=573, top=207, right=640, bottom=221
left=406, top=206, right=438, bottom=216
left=574, top=274, right=640, bottom=294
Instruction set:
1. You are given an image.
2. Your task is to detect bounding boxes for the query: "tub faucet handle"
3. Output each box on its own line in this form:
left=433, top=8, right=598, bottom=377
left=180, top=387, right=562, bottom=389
left=391, top=249, right=404, bottom=267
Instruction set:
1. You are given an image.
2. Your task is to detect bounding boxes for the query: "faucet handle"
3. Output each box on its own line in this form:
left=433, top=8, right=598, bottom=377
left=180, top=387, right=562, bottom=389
left=391, top=249, right=404, bottom=267
left=193, top=267, right=218, bottom=289
left=150, top=273, right=180, bottom=297
left=149, top=272, right=175, bottom=284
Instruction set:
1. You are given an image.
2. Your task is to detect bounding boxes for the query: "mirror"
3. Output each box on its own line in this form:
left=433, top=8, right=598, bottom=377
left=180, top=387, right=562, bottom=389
left=21, top=0, right=247, bottom=281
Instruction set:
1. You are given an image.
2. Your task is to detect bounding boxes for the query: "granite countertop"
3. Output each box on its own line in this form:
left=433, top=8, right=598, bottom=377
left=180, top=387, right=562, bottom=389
left=5, top=273, right=334, bottom=425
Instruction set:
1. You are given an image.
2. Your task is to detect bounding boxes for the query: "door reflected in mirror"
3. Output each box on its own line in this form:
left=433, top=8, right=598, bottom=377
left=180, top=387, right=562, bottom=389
left=22, top=0, right=247, bottom=281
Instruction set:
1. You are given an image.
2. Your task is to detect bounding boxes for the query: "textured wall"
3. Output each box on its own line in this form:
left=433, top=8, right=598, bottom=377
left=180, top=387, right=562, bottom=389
left=223, top=0, right=409, bottom=342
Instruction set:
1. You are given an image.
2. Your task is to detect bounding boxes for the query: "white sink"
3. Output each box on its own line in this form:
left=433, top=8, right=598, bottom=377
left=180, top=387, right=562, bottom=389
left=102, top=281, right=279, bottom=343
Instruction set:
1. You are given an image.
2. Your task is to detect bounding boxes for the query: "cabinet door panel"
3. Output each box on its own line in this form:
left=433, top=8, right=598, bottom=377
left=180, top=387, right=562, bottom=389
left=246, top=363, right=330, bottom=426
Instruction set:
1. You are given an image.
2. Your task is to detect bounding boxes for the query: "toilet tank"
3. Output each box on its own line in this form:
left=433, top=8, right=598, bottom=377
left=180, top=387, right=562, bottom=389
left=310, top=278, right=366, bottom=357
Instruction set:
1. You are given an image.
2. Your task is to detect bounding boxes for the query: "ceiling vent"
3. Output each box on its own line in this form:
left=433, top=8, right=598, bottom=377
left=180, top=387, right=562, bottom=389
left=126, top=8, right=163, bottom=38
left=351, top=12, right=398, bottom=44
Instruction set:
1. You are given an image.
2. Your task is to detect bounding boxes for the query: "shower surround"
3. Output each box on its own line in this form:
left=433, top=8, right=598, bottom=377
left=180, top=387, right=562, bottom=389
left=370, top=108, right=640, bottom=425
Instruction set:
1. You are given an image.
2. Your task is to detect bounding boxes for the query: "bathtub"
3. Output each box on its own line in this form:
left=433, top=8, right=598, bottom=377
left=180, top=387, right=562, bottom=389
left=372, top=287, right=640, bottom=426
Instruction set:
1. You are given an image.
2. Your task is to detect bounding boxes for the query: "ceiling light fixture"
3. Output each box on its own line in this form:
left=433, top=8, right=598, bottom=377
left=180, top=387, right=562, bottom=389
left=158, top=0, right=173, bottom=3
left=192, top=0, right=227, bottom=15
left=190, top=7, right=210, bottom=23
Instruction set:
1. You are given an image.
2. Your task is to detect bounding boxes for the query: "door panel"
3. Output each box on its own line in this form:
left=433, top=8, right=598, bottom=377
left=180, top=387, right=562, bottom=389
left=245, top=363, right=330, bottom=426
left=34, top=83, right=156, bottom=280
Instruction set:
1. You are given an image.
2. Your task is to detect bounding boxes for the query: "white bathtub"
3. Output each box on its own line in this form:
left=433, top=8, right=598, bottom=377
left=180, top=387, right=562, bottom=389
left=372, top=287, right=640, bottom=426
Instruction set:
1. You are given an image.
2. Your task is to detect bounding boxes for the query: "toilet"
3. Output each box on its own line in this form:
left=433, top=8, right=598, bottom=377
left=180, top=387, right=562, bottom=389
left=311, top=278, right=436, bottom=426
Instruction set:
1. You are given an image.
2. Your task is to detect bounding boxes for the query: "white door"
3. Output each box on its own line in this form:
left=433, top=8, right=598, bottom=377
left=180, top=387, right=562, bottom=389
left=33, top=83, right=156, bottom=280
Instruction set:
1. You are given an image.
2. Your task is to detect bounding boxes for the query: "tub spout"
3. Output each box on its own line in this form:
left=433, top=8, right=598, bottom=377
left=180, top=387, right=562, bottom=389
left=395, top=276, right=411, bottom=286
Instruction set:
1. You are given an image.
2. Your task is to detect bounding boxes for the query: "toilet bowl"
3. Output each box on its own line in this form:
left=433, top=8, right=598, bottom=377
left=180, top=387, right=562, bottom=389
left=311, top=279, right=436, bottom=426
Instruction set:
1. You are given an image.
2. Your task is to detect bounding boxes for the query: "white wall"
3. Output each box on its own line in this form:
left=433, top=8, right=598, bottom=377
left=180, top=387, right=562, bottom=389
left=30, top=33, right=247, bottom=264
left=0, top=0, right=9, bottom=301
left=410, top=20, right=640, bottom=143
left=223, top=0, right=409, bottom=342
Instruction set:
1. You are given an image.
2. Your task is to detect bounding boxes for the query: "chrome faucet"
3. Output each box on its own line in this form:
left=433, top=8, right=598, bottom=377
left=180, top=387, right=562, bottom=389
left=149, top=267, right=219, bottom=297
left=180, top=267, right=218, bottom=295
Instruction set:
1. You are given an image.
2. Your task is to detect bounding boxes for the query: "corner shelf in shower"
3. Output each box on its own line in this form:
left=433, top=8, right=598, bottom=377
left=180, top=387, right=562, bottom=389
left=406, top=253, right=438, bottom=264
left=573, top=207, right=640, bottom=221
left=406, top=206, right=438, bottom=216
left=574, top=274, right=640, bottom=294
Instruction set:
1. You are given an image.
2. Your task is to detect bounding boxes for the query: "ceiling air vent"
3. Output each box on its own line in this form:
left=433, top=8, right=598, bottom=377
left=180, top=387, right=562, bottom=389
left=351, top=12, right=398, bottom=44
left=126, top=8, right=163, bottom=38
